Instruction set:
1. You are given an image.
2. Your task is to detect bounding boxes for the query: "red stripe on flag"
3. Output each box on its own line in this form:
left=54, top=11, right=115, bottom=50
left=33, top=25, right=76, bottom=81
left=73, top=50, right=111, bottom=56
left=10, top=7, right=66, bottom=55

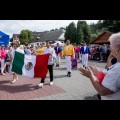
left=34, top=54, right=49, bottom=78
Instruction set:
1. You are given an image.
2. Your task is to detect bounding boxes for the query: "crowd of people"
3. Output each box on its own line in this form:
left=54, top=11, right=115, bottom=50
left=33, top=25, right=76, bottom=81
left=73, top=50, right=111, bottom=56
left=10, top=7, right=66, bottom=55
left=0, top=32, right=120, bottom=100
left=90, top=44, right=110, bottom=61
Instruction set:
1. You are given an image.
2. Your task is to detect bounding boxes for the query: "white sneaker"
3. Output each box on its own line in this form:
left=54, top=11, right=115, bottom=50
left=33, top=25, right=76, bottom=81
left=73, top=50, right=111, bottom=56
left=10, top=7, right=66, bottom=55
left=38, top=83, right=44, bottom=88
left=1, top=73, right=6, bottom=76
left=11, top=79, right=16, bottom=84
left=50, top=82, right=53, bottom=86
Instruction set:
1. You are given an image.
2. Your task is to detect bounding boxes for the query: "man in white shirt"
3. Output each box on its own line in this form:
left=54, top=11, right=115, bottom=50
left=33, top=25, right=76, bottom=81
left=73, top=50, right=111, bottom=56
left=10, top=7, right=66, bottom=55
left=101, top=62, right=120, bottom=100
left=38, top=42, right=56, bottom=88
left=80, top=41, right=91, bottom=69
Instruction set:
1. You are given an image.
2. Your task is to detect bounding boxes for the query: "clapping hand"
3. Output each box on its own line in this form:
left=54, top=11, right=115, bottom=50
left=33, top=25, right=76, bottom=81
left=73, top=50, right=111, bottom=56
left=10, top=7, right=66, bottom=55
left=88, top=65, right=99, bottom=76
left=79, top=67, right=93, bottom=79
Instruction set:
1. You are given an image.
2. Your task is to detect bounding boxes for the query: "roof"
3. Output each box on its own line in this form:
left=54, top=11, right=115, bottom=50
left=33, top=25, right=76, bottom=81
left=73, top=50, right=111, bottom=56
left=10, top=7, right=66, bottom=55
left=13, top=34, right=20, bottom=37
left=91, top=31, right=112, bottom=44
left=0, top=31, right=9, bottom=37
left=30, top=29, right=65, bottom=43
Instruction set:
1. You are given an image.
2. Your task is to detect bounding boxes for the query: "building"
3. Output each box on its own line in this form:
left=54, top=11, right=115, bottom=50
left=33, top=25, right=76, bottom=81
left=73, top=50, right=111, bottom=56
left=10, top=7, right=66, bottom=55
left=91, top=31, right=112, bottom=45
left=29, top=29, right=65, bottom=46
left=12, top=29, right=65, bottom=46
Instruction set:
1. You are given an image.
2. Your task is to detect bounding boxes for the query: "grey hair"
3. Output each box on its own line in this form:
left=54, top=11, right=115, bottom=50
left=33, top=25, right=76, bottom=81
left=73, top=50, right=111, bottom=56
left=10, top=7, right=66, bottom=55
left=109, top=32, right=120, bottom=51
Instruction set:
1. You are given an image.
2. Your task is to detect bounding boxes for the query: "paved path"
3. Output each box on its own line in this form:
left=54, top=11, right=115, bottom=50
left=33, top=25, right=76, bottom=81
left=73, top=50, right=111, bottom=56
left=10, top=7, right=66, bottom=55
left=0, top=59, right=106, bottom=100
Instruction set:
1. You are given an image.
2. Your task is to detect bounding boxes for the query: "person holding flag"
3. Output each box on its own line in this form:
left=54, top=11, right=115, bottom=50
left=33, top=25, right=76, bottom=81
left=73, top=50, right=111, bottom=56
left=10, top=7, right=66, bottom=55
left=38, top=42, right=56, bottom=88
left=9, top=43, right=19, bottom=83
left=63, top=40, right=75, bottom=77
left=80, top=41, right=91, bottom=69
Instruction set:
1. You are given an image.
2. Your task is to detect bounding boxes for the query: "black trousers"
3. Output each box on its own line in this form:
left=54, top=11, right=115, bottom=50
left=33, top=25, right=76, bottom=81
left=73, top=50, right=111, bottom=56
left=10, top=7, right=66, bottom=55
left=41, top=65, right=53, bottom=83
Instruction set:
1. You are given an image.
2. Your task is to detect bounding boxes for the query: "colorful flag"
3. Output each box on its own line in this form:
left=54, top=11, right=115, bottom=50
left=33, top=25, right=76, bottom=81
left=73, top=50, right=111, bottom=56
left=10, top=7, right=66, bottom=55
left=12, top=51, right=49, bottom=78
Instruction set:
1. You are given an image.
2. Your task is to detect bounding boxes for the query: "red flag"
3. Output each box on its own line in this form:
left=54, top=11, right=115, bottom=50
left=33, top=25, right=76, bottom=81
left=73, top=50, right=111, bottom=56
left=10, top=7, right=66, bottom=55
left=34, top=54, right=49, bottom=78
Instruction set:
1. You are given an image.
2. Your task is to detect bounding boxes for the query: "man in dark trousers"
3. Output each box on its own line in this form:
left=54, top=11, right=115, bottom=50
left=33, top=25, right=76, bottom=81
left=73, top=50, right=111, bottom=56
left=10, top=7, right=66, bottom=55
left=38, top=42, right=56, bottom=88
left=54, top=43, right=62, bottom=67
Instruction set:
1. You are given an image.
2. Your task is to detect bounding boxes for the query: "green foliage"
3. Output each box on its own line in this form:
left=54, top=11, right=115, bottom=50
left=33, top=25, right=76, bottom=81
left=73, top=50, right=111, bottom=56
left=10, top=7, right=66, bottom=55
left=90, top=34, right=98, bottom=42
left=65, top=22, right=77, bottom=43
left=82, top=21, right=91, bottom=43
left=77, top=20, right=84, bottom=44
left=19, top=30, right=33, bottom=45
left=102, top=20, right=120, bottom=33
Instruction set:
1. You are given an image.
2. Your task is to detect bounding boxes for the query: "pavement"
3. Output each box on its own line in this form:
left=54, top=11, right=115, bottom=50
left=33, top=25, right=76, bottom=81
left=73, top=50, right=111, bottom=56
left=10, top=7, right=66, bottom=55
left=0, top=59, right=106, bottom=100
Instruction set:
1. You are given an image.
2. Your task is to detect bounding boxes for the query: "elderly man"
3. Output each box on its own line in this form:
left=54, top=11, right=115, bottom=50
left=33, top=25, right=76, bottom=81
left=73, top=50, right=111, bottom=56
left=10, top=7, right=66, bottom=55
left=54, top=43, right=62, bottom=67
left=79, top=32, right=120, bottom=100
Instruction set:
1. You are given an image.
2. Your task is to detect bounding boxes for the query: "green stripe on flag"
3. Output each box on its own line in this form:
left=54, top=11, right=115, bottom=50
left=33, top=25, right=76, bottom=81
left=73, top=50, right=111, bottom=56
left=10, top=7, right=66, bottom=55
left=12, top=51, right=24, bottom=75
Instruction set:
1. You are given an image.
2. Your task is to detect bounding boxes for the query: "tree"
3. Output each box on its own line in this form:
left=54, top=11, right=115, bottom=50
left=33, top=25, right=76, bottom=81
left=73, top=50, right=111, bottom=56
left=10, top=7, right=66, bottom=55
left=90, top=34, right=98, bottom=42
left=65, top=22, right=77, bottom=43
left=19, top=30, right=33, bottom=45
left=60, top=27, right=65, bottom=30
left=50, top=29, right=55, bottom=31
left=77, top=20, right=84, bottom=44
left=80, top=21, right=91, bottom=44
left=102, top=20, right=120, bottom=33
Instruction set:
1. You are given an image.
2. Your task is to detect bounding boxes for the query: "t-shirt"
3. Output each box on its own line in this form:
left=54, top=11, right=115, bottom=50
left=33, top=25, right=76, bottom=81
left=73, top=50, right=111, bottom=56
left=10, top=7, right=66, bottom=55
left=101, top=62, right=120, bottom=100
left=10, top=48, right=15, bottom=59
left=84, top=46, right=87, bottom=52
left=36, top=47, right=46, bottom=55
left=44, top=47, right=56, bottom=65
left=25, top=49, right=31, bottom=55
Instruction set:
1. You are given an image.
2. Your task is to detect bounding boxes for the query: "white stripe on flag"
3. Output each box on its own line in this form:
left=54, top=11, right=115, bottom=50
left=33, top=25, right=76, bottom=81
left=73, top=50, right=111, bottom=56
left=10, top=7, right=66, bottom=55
left=22, top=55, right=36, bottom=78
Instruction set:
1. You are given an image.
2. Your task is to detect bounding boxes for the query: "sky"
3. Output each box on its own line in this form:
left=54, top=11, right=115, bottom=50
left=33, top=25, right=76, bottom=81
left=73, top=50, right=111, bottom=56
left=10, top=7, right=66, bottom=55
left=0, top=20, right=99, bottom=38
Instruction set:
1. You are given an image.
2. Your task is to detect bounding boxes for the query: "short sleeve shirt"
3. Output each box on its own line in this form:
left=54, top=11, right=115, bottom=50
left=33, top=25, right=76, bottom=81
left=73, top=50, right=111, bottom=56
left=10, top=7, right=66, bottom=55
left=101, top=62, right=120, bottom=100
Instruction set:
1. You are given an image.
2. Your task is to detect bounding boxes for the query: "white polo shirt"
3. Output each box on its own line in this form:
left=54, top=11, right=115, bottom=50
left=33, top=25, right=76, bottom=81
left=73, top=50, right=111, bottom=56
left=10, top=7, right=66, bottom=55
left=101, top=62, right=120, bottom=100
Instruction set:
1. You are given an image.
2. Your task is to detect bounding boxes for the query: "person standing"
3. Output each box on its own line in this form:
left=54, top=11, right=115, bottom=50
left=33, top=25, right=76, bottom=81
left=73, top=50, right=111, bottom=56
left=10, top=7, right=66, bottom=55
left=63, top=40, right=75, bottom=77
left=80, top=41, right=91, bottom=69
left=54, top=43, right=62, bottom=67
left=0, top=44, right=7, bottom=75
left=79, top=32, right=120, bottom=100
left=38, top=42, right=56, bottom=88
left=36, top=43, right=46, bottom=55
left=9, top=43, right=19, bottom=83
left=25, top=46, right=31, bottom=55
left=5, top=45, right=11, bottom=73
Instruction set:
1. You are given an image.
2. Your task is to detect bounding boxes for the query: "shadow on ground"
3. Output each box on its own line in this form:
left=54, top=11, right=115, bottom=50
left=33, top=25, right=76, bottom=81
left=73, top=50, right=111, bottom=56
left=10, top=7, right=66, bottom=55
left=54, top=75, right=67, bottom=79
left=84, top=94, right=99, bottom=100
left=0, top=80, right=36, bottom=93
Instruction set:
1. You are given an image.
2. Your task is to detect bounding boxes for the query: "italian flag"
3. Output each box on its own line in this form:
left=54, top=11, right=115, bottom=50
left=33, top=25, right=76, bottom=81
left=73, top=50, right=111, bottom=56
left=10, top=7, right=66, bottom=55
left=12, top=52, right=49, bottom=78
